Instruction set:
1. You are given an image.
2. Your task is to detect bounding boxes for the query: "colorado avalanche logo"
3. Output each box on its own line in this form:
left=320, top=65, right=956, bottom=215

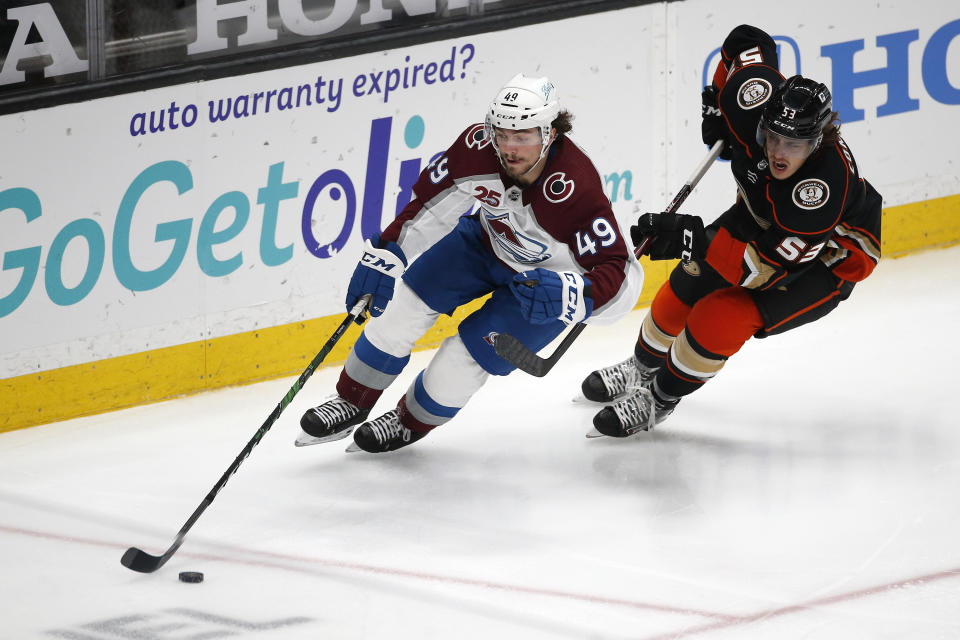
left=464, top=124, right=491, bottom=150
left=481, top=210, right=551, bottom=264
left=543, top=172, right=575, bottom=203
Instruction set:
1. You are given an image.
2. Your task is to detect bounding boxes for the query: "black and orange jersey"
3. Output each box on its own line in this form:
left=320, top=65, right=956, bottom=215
left=705, top=63, right=882, bottom=290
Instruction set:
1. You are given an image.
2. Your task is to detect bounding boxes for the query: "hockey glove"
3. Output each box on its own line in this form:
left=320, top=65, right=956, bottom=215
left=631, top=213, right=706, bottom=262
left=345, top=236, right=407, bottom=317
left=509, top=268, right=593, bottom=326
left=701, top=86, right=733, bottom=160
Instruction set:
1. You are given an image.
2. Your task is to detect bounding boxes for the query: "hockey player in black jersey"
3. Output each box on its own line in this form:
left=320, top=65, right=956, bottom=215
left=581, top=24, right=883, bottom=437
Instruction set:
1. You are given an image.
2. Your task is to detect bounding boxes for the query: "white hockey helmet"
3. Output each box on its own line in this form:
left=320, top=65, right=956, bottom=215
left=485, top=73, right=560, bottom=155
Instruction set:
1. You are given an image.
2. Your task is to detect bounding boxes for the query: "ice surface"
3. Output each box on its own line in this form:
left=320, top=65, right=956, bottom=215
left=2, top=246, right=959, bottom=639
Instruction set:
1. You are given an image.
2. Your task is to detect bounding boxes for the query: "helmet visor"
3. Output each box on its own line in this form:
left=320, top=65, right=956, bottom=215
left=489, top=126, right=542, bottom=148
left=758, top=127, right=819, bottom=161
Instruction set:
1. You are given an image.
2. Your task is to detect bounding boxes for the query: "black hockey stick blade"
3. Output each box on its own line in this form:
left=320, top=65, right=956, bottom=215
left=122, top=545, right=169, bottom=573
left=120, top=297, right=369, bottom=573
left=122, top=531, right=188, bottom=573
left=496, top=141, right=725, bottom=377
left=495, top=324, right=586, bottom=377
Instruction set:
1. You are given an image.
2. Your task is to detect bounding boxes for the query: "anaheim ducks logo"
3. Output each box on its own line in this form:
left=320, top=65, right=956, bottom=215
left=792, top=179, right=830, bottom=210
left=738, top=78, right=772, bottom=110
left=682, top=260, right=702, bottom=277
left=464, top=123, right=491, bottom=150
left=543, top=172, right=575, bottom=203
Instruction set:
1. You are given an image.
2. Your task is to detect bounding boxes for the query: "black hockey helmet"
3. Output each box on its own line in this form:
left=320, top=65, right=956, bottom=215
left=758, top=75, right=833, bottom=142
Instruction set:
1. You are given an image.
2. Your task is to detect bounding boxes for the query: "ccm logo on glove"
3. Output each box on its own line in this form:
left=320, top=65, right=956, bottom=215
left=560, top=272, right=584, bottom=324
left=346, top=237, right=407, bottom=317
left=361, top=250, right=402, bottom=274
left=509, top=268, right=593, bottom=326
left=631, top=213, right=706, bottom=262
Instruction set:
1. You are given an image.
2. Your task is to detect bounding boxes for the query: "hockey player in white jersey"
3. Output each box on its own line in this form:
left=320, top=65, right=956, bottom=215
left=297, top=73, right=643, bottom=453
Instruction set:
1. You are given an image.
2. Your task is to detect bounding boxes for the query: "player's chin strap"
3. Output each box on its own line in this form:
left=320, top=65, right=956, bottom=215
left=495, top=140, right=725, bottom=377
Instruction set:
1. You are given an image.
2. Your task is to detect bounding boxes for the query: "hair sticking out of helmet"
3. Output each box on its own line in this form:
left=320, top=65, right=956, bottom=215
left=757, top=75, right=833, bottom=152
left=485, top=73, right=561, bottom=164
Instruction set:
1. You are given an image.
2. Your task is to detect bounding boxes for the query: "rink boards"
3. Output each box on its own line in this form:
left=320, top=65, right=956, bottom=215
left=2, top=1, right=959, bottom=430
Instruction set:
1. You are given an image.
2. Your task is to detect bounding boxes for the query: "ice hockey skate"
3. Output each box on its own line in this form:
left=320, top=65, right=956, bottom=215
left=346, top=410, right=428, bottom=453
left=578, top=355, right=657, bottom=403
left=587, top=387, right=677, bottom=438
left=295, top=395, right=370, bottom=447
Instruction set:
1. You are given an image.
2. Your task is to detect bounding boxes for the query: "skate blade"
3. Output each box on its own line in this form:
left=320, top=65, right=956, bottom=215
left=573, top=393, right=631, bottom=405
left=344, top=440, right=362, bottom=453
left=294, top=427, right=353, bottom=447
left=585, top=426, right=605, bottom=438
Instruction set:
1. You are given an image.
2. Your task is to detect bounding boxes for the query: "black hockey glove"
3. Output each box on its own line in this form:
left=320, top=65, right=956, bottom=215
left=701, top=86, right=733, bottom=160
left=631, top=213, right=706, bottom=262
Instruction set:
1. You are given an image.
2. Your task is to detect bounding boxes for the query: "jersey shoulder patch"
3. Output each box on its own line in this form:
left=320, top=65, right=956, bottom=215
left=791, top=178, right=830, bottom=210
left=720, top=65, right=784, bottom=152
left=736, top=77, right=774, bottom=110
left=535, top=139, right=611, bottom=219
left=462, top=123, right=491, bottom=151
left=542, top=171, right=576, bottom=203
left=722, top=65, right=782, bottom=111
left=445, top=123, right=500, bottom=181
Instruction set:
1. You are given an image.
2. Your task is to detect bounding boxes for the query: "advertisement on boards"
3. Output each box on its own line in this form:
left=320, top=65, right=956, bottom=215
left=0, top=8, right=656, bottom=379
left=1, top=1, right=957, bottom=386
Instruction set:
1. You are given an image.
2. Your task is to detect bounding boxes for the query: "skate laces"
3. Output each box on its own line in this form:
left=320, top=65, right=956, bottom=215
left=612, top=388, right=656, bottom=433
left=311, top=396, right=361, bottom=428
left=597, top=356, right=650, bottom=397
left=612, top=388, right=678, bottom=434
left=366, top=410, right=408, bottom=444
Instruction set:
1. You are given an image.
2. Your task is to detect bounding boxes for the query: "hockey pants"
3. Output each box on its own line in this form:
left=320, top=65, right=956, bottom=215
left=637, top=255, right=855, bottom=403
left=335, top=217, right=567, bottom=433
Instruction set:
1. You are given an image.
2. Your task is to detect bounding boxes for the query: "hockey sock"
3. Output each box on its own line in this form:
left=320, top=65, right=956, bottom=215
left=635, top=282, right=691, bottom=368
left=655, top=286, right=763, bottom=400
left=335, top=369, right=384, bottom=409
left=338, top=331, right=413, bottom=408
left=398, top=335, right=489, bottom=431
left=397, top=395, right=437, bottom=434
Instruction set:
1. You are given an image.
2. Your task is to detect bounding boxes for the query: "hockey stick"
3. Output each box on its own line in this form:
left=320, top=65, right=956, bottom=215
left=120, top=296, right=370, bottom=573
left=495, top=140, right=724, bottom=377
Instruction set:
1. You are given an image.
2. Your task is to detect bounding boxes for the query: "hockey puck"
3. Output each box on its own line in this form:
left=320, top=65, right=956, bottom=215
left=178, top=571, right=204, bottom=583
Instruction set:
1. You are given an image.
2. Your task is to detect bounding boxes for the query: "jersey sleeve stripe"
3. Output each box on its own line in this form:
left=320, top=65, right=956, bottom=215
left=834, top=224, right=881, bottom=263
